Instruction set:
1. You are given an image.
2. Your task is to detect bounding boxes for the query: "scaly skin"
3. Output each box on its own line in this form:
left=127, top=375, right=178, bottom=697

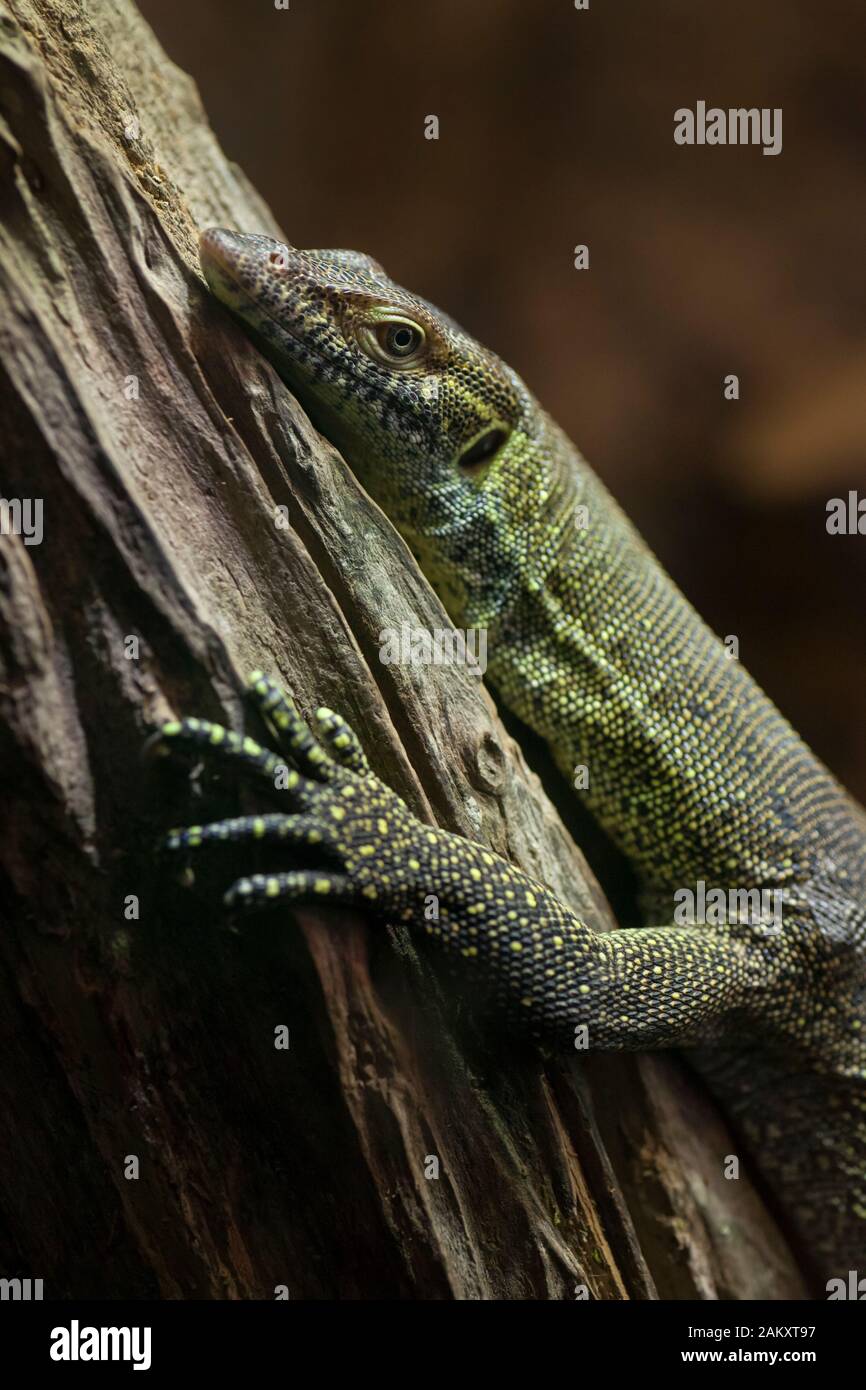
left=154, top=228, right=866, bottom=1283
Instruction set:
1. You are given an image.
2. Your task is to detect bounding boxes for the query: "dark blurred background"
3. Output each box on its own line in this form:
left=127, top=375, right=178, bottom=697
left=141, top=0, right=865, bottom=800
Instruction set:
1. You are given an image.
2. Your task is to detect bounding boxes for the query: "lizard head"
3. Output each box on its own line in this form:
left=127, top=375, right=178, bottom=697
left=200, top=228, right=573, bottom=625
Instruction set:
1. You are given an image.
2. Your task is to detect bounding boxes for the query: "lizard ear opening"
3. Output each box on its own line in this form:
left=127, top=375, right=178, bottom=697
left=459, top=426, right=509, bottom=475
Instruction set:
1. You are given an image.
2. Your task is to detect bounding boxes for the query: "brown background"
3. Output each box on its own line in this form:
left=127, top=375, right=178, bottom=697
left=141, top=0, right=866, bottom=800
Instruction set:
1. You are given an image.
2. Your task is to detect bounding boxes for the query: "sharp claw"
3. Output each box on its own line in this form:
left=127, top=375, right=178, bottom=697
left=224, top=877, right=256, bottom=908
left=141, top=724, right=180, bottom=761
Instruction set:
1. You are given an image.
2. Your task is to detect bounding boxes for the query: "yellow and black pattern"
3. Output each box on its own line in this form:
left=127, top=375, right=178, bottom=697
left=186, top=230, right=866, bottom=1278
left=157, top=674, right=760, bottom=1052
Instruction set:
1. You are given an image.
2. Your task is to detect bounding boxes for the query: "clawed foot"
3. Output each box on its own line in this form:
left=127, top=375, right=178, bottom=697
left=147, top=671, right=429, bottom=914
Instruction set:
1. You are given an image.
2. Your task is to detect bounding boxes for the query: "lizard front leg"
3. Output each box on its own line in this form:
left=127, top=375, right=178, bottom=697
left=150, top=673, right=763, bottom=1051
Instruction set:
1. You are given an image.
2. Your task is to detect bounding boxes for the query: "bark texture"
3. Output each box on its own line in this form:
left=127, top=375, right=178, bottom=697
left=0, top=0, right=806, bottom=1299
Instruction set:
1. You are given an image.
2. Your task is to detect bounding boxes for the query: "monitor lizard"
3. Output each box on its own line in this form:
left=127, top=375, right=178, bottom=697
left=150, top=227, right=866, bottom=1284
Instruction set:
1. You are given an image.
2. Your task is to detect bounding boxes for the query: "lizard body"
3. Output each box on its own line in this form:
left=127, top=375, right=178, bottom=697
left=157, top=228, right=866, bottom=1283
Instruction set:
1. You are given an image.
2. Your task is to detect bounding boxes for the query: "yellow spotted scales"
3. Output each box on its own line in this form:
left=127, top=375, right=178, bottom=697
left=153, top=229, right=866, bottom=1283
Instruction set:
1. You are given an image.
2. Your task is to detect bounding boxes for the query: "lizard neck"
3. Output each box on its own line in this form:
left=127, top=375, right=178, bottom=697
left=483, top=445, right=861, bottom=898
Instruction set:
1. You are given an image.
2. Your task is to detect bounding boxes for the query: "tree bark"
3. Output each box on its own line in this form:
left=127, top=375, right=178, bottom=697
left=0, top=0, right=806, bottom=1299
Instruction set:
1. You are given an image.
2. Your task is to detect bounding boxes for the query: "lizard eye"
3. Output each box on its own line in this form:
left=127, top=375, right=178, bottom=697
left=356, top=315, right=428, bottom=369
left=375, top=320, right=425, bottom=360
